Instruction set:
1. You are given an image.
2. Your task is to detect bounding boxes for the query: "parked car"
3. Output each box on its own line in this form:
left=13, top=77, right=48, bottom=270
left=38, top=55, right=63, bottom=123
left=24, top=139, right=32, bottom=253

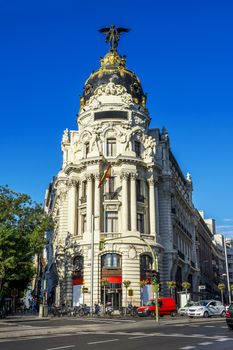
left=187, top=300, right=226, bottom=318
left=178, top=301, right=195, bottom=316
left=226, top=303, right=233, bottom=330
left=137, top=297, right=177, bottom=317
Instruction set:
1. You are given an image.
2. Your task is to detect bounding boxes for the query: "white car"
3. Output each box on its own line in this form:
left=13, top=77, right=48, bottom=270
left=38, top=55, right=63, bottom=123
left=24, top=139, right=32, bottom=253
left=178, top=301, right=195, bottom=316
left=187, top=300, right=226, bottom=318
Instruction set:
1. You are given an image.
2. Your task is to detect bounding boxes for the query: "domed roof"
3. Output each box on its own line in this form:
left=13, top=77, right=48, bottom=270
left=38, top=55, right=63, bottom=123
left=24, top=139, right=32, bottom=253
left=80, top=51, right=147, bottom=109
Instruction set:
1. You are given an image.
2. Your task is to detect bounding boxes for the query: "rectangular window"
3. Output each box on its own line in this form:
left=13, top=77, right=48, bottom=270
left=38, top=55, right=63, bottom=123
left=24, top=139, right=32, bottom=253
left=136, top=179, right=144, bottom=202
left=81, top=214, right=87, bottom=233
left=137, top=213, right=144, bottom=233
left=105, top=211, right=118, bottom=232
left=134, top=141, right=141, bottom=157
left=82, top=181, right=87, bottom=197
left=107, top=138, right=116, bottom=157
left=85, top=142, right=90, bottom=157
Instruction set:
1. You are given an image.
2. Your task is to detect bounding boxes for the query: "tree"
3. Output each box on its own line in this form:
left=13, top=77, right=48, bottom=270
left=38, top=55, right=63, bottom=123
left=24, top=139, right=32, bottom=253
left=101, top=279, right=109, bottom=314
left=0, top=186, right=53, bottom=297
left=218, top=283, right=225, bottom=304
left=182, top=282, right=191, bottom=304
left=166, top=281, right=176, bottom=297
left=123, top=280, right=131, bottom=314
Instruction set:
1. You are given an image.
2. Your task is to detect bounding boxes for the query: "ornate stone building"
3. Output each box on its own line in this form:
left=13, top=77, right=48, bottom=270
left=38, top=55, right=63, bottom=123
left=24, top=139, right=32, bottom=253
left=44, top=30, right=201, bottom=308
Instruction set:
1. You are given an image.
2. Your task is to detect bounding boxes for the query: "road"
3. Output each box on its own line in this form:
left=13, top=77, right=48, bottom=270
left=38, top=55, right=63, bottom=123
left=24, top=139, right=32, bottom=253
left=0, top=316, right=233, bottom=350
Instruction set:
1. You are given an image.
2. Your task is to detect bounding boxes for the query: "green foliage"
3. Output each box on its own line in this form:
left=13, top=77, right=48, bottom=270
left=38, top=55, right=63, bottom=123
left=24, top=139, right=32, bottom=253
left=0, top=186, right=53, bottom=295
left=182, top=281, right=191, bottom=290
left=123, top=280, right=131, bottom=289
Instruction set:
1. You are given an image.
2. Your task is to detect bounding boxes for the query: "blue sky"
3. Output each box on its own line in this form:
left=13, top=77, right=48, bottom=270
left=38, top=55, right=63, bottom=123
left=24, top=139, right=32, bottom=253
left=0, top=0, right=232, bottom=237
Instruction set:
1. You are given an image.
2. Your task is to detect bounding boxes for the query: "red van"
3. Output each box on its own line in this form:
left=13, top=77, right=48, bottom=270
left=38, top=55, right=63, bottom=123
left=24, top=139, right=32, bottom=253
left=137, top=297, right=177, bottom=317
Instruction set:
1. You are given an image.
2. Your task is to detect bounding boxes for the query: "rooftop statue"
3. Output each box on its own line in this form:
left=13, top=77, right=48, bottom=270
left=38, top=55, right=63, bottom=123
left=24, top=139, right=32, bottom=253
left=99, top=25, right=130, bottom=52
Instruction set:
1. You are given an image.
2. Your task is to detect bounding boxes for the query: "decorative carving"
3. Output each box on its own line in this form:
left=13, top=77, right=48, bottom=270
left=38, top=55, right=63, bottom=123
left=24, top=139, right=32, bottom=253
left=142, top=135, right=156, bottom=160
left=128, top=245, right=137, bottom=259
left=85, top=174, right=93, bottom=182
left=147, top=177, right=155, bottom=186
left=62, top=128, right=70, bottom=144
left=120, top=172, right=130, bottom=180
left=130, top=173, right=137, bottom=180
left=94, top=79, right=126, bottom=97
left=68, top=179, right=77, bottom=188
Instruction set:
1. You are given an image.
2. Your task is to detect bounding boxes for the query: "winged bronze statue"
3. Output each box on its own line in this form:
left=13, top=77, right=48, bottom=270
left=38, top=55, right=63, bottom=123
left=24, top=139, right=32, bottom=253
left=99, top=25, right=130, bottom=52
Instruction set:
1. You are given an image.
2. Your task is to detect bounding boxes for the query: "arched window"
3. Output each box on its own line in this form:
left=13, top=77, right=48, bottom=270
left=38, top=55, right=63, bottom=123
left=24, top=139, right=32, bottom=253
left=101, top=253, right=121, bottom=269
left=73, top=255, right=84, bottom=278
left=140, top=254, right=153, bottom=274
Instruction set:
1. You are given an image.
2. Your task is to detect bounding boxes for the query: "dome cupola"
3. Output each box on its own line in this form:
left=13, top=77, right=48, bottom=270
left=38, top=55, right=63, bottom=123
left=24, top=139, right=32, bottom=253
left=80, top=26, right=147, bottom=110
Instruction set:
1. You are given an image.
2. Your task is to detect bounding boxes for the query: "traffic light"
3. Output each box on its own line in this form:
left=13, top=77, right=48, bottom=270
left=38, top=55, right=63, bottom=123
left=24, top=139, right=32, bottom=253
left=99, top=239, right=105, bottom=251
left=152, top=271, right=160, bottom=284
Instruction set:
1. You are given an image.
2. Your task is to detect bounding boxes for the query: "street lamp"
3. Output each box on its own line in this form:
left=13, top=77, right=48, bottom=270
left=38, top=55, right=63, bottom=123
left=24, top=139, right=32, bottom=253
left=224, top=238, right=232, bottom=305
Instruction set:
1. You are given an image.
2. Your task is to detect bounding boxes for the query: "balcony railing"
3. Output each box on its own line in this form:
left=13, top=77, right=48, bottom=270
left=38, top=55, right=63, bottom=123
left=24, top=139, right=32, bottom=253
left=137, top=194, right=145, bottom=203
left=80, top=196, right=87, bottom=204
left=104, top=192, right=119, bottom=200
left=178, top=250, right=185, bottom=260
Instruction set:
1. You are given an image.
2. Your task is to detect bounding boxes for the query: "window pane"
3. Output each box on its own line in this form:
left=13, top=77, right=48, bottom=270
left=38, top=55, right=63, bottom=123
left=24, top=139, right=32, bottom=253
left=135, top=141, right=141, bottom=157
left=107, top=139, right=116, bottom=156
left=106, top=211, right=118, bottom=232
left=85, top=143, right=90, bottom=157
left=137, top=213, right=144, bottom=233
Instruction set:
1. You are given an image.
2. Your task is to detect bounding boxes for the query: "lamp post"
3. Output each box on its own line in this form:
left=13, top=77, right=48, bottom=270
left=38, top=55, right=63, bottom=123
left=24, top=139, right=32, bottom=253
left=90, top=215, right=99, bottom=316
left=224, top=238, right=232, bottom=305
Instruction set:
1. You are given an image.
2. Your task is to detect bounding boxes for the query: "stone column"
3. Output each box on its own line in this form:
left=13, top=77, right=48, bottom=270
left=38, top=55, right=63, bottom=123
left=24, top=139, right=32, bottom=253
left=94, top=174, right=100, bottom=233
left=86, top=175, right=93, bottom=233
left=148, top=177, right=156, bottom=236
left=77, top=181, right=82, bottom=236
left=130, top=173, right=137, bottom=231
left=68, top=179, right=77, bottom=236
left=154, top=178, right=159, bottom=241
left=121, top=172, right=129, bottom=232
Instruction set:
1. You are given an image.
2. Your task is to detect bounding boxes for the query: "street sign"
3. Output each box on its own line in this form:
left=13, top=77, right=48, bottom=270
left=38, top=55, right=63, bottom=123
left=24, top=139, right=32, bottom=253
left=198, top=285, right=206, bottom=290
left=128, top=289, right=133, bottom=297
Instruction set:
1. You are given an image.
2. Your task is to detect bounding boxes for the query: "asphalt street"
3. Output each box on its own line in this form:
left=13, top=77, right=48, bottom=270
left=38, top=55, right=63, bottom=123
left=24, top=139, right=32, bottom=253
left=0, top=317, right=233, bottom=350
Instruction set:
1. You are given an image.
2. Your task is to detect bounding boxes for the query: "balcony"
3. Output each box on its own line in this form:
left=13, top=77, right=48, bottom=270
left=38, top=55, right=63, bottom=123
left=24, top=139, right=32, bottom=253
left=104, top=192, right=119, bottom=200
left=178, top=250, right=185, bottom=260
left=137, top=194, right=145, bottom=203
left=80, top=196, right=87, bottom=204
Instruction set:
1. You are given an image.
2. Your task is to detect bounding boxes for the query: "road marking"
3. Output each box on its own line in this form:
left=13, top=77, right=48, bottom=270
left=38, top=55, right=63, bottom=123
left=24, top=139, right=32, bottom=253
left=88, top=339, right=119, bottom=345
left=128, top=334, right=155, bottom=339
left=204, top=325, right=215, bottom=328
left=198, top=342, right=213, bottom=345
left=216, top=338, right=233, bottom=342
left=46, top=346, right=75, bottom=350
left=180, top=347, right=196, bottom=349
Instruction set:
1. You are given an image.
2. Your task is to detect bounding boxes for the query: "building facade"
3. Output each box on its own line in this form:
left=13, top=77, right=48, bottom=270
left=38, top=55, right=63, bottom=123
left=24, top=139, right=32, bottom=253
left=44, top=32, right=212, bottom=308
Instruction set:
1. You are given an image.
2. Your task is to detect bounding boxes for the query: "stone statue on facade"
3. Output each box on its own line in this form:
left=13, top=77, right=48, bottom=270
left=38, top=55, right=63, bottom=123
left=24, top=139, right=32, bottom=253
left=62, top=128, right=70, bottom=143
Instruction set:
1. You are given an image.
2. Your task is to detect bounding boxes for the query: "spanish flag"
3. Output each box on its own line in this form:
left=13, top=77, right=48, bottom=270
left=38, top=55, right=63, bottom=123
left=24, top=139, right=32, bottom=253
left=98, top=164, right=111, bottom=188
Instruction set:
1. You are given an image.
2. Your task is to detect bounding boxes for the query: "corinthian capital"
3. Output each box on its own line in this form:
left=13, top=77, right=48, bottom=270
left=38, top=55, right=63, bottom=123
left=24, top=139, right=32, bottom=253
left=68, top=179, right=77, bottom=188
left=120, top=172, right=130, bottom=180
left=85, top=174, right=93, bottom=182
left=130, top=172, right=138, bottom=180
